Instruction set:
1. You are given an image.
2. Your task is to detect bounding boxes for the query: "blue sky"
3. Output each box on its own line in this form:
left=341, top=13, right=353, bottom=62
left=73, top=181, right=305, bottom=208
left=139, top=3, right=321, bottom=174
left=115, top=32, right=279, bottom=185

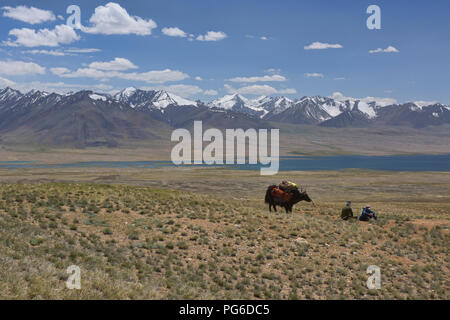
left=0, top=0, right=449, bottom=104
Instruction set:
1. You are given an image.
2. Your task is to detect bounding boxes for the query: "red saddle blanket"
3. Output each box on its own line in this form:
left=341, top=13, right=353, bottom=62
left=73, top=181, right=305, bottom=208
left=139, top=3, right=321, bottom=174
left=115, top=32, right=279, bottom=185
left=271, top=187, right=292, bottom=202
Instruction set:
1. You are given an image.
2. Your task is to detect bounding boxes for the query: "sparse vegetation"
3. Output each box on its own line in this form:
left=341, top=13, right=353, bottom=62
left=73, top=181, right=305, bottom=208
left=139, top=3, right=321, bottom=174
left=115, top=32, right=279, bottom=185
left=0, top=178, right=448, bottom=300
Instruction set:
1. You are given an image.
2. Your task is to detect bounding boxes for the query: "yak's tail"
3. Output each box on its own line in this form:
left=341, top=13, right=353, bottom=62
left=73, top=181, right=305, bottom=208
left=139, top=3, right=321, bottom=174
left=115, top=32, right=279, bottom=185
left=265, top=185, right=277, bottom=203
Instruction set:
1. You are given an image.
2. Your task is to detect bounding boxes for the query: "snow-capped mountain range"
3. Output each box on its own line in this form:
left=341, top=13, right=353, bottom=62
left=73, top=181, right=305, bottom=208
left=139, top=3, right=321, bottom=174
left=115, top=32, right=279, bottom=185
left=0, top=86, right=449, bottom=130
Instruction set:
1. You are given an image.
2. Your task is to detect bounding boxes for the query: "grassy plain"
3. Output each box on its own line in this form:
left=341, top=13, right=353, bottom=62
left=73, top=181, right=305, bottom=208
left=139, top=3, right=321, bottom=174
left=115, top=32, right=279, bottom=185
left=0, top=167, right=448, bottom=299
left=1, top=124, right=449, bottom=163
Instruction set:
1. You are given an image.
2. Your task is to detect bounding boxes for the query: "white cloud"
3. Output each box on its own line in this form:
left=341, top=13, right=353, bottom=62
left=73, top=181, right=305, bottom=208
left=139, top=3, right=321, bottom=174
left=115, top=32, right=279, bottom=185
left=2, top=5, right=56, bottom=24
left=225, top=84, right=296, bottom=96
left=278, top=88, right=297, bottom=94
left=94, top=83, right=114, bottom=91
left=330, top=92, right=397, bottom=107
left=196, top=31, right=227, bottom=42
left=260, top=36, right=268, bottom=40
left=118, top=69, right=189, bottom=84
left=89, top=58, right=138, bottom=71
left=4, top=24, right=80, bottom=47
left=204, top=89, right=218, bottom=96
left=142, top=84, right=203, bottom=98
left=0, top=60, right=46, bottom=76
left=195, top=76, right=203, bottom=81
left=162, top=27, right=187, bottom=38
left=369, top=46, right=399, bottom=53
left=52, top=66, right=189, bottom=84
left=50, top=67, right=71, bottom=76
left=264, top=68, right=281, bottom=75
left=0, top=76, right=16, bottom=87
left=227, top=74, right=287, bottom=83
left=304, top=42, right=343, bottom=50
left=82, top=2, right=157, bottom=35
left=65, top=48, right=102, bottom=53
left=25, top=49, right=65, bottom=56
left=334, top=77, right=346, bottom=81
left=7, top=80, right=115, bottom=94
left=414, top=100, right=437, bottom=108
left=304, top=73, right=324, bottom=78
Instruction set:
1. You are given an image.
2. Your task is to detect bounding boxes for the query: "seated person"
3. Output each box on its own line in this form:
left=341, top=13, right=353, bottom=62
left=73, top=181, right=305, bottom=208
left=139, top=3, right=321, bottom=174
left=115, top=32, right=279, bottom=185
left=341, top=201, right=355, bottom=220
left=359, top=205, right=377, bottom=221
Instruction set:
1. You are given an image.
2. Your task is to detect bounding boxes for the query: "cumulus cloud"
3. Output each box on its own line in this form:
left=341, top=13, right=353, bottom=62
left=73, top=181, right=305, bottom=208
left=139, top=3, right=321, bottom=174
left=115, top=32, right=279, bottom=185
left=196, top=31, right=227, bottom=42
left=304, top=42, right=343, bottom=50
left=82, top=2, right=157, bottom=35
left=0, top=60, right=46, bottom=76
left=369, top=46, right=399, bottom=53
left=226, top=74, right=287, bottom=83
left=4, top=24, right=80, bottom=47
left=204, top=89, right=218, bottom=96
left=119, top=69, right=189, bottom=84
left=225, top=84, right=296, bottom=96
left=195, top=76, right=203, bottom=81
left=0, top=76, right=16, bottom=87
left=89, top=58, right=138, bottom=71
left=2, top=5, right=56, bottom=24
left=162, top=27, right=187, bottom=38
left=50, top=67, right=71, bottom=76
left=51, top=65, right=189, bottom=84
left=304, top=73, right=324, bottom=78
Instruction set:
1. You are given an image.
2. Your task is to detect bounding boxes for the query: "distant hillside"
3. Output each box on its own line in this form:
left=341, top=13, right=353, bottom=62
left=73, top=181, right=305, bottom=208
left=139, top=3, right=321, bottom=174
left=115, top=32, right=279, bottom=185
left=0, top=86, right=449, bottom=147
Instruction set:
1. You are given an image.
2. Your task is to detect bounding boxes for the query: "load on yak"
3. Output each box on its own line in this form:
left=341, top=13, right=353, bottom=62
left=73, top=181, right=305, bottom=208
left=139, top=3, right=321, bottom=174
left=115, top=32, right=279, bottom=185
left=265, top=181, right=313, bottom=213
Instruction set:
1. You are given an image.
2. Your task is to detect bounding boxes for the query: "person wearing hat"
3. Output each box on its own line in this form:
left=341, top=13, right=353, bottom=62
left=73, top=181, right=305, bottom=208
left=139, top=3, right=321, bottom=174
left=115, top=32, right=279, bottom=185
left=341, top=201, right=355, bottom=220
left=359, top=205, right=377, bottom=221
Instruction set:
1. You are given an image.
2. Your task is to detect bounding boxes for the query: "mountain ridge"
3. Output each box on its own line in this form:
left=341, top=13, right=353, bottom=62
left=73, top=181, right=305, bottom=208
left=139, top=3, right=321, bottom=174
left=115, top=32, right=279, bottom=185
left=0, top=86, right=449, bottom=148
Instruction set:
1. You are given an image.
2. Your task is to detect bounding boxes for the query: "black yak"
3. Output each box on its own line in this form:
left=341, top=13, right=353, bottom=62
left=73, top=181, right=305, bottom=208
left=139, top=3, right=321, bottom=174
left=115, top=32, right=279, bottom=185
left=265, top=185, right=312, bottom=213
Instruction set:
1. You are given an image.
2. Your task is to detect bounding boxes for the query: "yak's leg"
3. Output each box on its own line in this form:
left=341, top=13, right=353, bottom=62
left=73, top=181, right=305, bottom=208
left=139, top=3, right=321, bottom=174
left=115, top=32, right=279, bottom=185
left=273, top=205, right=277, bottom=212
left=285, top=205, right=289, bottom=213
left=268, top=204, right=272, bottom=212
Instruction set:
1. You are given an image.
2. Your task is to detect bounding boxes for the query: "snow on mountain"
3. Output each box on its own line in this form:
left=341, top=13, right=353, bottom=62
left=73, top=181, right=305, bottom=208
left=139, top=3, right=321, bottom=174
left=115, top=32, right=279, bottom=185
left=297, top=96, right=343, bottom=118
left=207, top=93, right=268, bottom=117
left=329, top=92, right=398, bottom=119
left=115, top=87, right=137, bottom=101
left=1, top=86, right=449, bottom=128
left=114, top=88, right=197, bottom=111
left=0, top=87, right=22, bottom=103
left=257, top=97, right=294, bottom=115
left=152, top=90, right=197, bottom=109
left=89, top=93, right=108, bottom=101
left=208, top=94, right=296, bottom=118
left=207, top=94, right=248, bottom=110
left=248, top=96, right=273, bottom=108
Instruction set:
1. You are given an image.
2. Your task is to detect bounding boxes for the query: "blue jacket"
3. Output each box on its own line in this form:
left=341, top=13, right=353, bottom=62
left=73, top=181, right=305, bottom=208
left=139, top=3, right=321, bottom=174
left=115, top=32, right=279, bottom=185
left=359, top=207, right=377, bottom=221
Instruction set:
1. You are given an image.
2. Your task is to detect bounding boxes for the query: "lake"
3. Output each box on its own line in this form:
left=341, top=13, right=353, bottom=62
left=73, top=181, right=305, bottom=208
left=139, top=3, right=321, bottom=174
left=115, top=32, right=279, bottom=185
left=0, top=154, right=449, bottom=171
